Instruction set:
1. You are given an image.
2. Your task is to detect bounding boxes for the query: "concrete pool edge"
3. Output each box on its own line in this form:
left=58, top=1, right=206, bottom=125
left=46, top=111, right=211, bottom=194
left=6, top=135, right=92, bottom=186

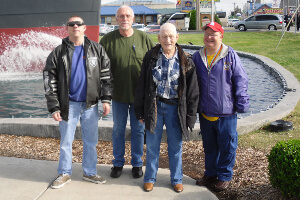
left=1, top=51, right=300, bottom=141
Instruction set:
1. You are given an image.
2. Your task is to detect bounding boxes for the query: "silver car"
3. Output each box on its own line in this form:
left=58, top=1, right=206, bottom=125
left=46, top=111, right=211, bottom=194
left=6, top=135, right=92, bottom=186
left=234, top=14, right=283, bottom=31
left=99, top=24, right=110, bottom=36
left=132, top=24, right=147, bottom=31
left=228, top=19, right=239, bottom=27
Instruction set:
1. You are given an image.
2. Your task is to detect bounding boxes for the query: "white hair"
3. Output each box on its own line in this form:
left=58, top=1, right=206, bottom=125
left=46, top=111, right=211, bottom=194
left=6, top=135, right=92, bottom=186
left=115, top=5, right=134, bottom=17
left=159, top=23, right=177, bottom=35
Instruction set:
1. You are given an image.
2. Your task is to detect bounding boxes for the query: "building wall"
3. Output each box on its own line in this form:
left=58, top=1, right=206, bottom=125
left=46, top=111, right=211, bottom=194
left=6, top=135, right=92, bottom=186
left=253, top=5, right=271, bottom=15
left=101, top=15, right=157, bottom=25
left=102, top=3, right=175, bottom=9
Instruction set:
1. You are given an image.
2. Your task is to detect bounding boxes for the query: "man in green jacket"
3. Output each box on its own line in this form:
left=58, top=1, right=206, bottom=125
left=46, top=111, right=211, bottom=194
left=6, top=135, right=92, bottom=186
left=100, top=5, right=155, bottom=179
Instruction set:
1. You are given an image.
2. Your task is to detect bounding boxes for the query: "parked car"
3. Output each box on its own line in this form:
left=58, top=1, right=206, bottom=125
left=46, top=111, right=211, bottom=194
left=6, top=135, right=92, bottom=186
left=146, top=24, right=161, bottom=32
left=228, top=19, right=239, bottom=27
left=279, top=15, right=287, bottom=26
left=132, top=24, right=147, bottom=31
left=234, top=14, right=283, bottom=31
left=99, top=24, right=110, bottom=35
left=114, top=25, right=119, bottom=30
left=109, top=25, right=115, bottom=32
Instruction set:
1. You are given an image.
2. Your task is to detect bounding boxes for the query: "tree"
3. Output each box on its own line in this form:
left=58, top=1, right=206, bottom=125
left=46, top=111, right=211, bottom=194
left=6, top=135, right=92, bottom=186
left=214, top=14, right=222, bottom=27
left=188, top=10, right=196, bottom=30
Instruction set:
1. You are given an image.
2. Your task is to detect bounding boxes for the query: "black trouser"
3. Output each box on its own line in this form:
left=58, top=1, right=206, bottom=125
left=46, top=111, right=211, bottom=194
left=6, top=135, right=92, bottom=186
left=286, top=22, right=291, bottom=31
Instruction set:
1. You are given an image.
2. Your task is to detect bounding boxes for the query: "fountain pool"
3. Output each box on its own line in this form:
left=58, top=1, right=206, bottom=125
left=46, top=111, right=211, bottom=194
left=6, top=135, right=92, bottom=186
left=0, top=31, right=284, bottom=120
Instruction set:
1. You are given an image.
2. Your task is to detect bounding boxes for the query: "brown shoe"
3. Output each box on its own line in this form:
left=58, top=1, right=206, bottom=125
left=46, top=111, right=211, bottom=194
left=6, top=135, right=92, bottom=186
left=173, top=184, right=183, bottom=193
left=144, top=182, right=153, bottom=192
left=196, top=175, right=217, bottom=186
left=214, top=180, right=230, bottom=192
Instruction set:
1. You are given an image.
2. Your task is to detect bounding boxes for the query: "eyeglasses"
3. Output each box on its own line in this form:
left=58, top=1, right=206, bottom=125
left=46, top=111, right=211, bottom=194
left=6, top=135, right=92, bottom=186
left=204, top=33, right=220, bottom=37
left=67, top=21, right=84, bottom=27
left=117, top=15, right=132, bottom=19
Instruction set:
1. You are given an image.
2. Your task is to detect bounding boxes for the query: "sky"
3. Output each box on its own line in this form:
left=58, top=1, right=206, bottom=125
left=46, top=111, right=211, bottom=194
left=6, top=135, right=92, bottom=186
left=101, top=0, right=274, bottom=15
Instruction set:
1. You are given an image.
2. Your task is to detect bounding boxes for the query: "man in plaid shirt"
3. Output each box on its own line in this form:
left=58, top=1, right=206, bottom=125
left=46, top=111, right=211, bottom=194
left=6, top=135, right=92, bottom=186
left=134, top=23, right=199, bottom=193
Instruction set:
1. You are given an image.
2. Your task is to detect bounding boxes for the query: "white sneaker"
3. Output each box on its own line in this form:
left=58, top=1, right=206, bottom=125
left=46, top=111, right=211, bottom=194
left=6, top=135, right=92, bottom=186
left=51, top=174, right=71, bottom=189
left=83, top=174, right=106, bottom=184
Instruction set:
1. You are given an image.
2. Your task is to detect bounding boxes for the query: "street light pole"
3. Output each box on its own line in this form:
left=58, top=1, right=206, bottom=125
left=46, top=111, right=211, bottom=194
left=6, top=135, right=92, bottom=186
left=282, top=0, right=285, bottom=33
left=296, top=0, right=299, bottom=35
left=196, top=0, right=200, bottom=30
left=211, top=0, right=215, bottom=22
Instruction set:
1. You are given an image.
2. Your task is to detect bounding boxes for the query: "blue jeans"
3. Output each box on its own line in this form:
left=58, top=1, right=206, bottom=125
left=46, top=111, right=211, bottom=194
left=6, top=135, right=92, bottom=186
left=199, top=114, right=238, bottom=181
left=58, top=101, right=99, bottom=176
left=112, top=100, right=144, bottom=167
left=144, top=100, right=183, bottom=185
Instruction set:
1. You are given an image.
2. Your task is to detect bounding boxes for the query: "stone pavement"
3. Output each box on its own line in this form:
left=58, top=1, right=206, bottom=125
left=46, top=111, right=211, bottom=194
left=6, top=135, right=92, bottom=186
left=0, top=156, right=218, bottom=200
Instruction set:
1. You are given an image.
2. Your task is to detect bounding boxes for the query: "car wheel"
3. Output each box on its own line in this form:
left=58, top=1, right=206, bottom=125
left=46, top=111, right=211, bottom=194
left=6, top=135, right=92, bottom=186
left=238, top=25, right=246, bottom=31
left=269, top=25, right=276, bottom=31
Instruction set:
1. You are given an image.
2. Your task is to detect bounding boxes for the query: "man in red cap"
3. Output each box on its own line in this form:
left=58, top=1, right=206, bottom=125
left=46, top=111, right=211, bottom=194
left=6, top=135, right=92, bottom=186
left=192, top=22, right=250, bottom=192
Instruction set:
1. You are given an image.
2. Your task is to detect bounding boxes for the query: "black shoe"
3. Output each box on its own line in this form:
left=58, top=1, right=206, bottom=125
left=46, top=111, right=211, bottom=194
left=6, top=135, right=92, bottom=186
left=196, top=175, right=218, bottom=186
left=110, top=166, right=123, bottom=178
left=132, top=167, right=143, bottom=178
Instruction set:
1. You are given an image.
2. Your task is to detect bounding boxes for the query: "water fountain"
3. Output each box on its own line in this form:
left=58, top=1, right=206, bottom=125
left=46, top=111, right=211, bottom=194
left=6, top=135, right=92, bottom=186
left=0, top=30, right=284, bottom=118
left=0, top=30, right=299, bottom=141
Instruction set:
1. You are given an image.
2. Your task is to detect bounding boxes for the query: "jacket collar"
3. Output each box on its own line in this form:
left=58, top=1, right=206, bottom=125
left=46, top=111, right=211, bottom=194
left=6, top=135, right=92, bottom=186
left=198, top=43, right=229, bottom=68
left=62, top=35, right=90, bottom=49
left=151, top=43, right=190, bottom=68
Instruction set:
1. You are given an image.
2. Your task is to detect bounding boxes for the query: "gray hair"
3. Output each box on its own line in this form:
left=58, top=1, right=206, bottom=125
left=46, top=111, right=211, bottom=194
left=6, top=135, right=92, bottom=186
left=159, top=23, right=177, bottom=35
left=115, top=5, right=134, bottom=18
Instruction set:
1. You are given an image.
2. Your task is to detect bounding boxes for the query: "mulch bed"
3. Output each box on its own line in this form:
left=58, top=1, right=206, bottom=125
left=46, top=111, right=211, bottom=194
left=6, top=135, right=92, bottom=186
left=0, top=134, right=289, bottom=199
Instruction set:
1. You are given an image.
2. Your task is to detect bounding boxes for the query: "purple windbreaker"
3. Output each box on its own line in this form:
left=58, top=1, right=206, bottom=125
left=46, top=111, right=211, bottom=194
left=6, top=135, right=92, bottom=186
left=192, top=44, right=250, bottom=117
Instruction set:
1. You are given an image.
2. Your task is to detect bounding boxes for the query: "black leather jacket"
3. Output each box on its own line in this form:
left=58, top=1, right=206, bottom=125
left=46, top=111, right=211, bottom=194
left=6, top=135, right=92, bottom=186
left=134, top=44, right=199, bottom=140
left=43, top=36, right=113, bottom=121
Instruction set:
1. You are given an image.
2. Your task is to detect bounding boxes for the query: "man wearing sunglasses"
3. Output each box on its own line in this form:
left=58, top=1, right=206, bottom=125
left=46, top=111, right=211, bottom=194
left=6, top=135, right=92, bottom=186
left=100, top=5, right=155, bottom=179
left=43, top=15, right=113, bottom=189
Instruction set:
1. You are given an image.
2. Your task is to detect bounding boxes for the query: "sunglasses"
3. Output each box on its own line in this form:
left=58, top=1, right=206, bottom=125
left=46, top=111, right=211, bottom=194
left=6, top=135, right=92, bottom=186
left=67, top=21, right=84, bottom=27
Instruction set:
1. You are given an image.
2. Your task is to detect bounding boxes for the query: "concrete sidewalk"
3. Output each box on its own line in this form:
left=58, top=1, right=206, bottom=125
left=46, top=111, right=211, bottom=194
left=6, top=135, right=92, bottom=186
left=0, top=156, right=218, bottom=200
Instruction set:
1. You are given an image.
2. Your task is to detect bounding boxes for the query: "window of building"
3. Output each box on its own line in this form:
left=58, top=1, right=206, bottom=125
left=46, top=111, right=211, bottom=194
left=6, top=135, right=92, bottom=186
left=106, top=17, right=112, bottom=24
left=146, top=16, right=152, bottom=24
left=135, top=16, right=141, bottom=23
left=153, top=15, right=157, bottom=24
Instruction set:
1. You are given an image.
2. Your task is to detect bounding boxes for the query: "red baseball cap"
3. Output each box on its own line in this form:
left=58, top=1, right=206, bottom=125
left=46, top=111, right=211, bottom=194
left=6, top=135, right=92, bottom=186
left=202, top=22, right=224, bottom=34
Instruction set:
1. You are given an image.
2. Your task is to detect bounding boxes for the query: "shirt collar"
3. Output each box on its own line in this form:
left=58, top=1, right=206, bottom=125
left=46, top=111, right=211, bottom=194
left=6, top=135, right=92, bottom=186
left=159, top=47, right=179, bottom=61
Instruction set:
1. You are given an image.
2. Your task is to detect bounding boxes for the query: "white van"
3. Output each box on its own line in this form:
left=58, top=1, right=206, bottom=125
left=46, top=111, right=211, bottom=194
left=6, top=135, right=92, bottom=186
left=160, top=13, right=188, bottom=30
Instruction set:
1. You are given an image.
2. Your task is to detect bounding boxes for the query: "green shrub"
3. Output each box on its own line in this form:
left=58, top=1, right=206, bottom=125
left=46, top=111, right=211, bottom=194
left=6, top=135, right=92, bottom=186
left=268, top=139, right=300, bottom=198
left=188, top=10, right=196, bottom=30
left=214, top=14, right=222, bottom=27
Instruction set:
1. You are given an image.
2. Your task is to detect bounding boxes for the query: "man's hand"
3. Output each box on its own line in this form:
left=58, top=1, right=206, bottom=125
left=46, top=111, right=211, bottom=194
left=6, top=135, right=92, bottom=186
left=102, top=103, right=111, bottom=116
left=52, top=112, right=62, bottom=121
left=139, top=119, right=144, bottom=124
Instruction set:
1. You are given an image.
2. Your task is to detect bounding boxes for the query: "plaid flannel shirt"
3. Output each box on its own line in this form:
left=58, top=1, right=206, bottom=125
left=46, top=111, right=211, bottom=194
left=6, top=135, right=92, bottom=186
left=152, top=47, right=180, bottom=99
